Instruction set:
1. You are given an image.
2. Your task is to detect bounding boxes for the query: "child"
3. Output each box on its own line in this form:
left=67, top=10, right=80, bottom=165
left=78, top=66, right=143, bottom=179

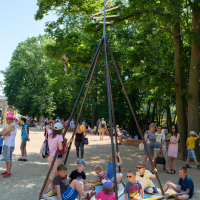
left=95, top=180, right=115, bottom=200
left=54, top=164, right=95, bottom=200
left=88, top=164, right=110, bottom=184
left=124, top=169, right=144, bottom=200
left=18, top=118, right=30, bottom=161
left=0, top=136, right=4, bottom=160
left=163, top=167, right=194, bottom=199
left=68, top=160, right=92, bottom=191
left=136, top=162, right=159, bottom=194
left=107, top=152, right=123, bottom=185
left=185, top=131, right=200, bottom=169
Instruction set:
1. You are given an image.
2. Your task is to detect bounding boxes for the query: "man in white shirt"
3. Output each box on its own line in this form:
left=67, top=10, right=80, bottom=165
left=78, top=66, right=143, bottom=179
left=154, top=125, right=166, bottom=171
left=0, top=113, right=17, bottom=178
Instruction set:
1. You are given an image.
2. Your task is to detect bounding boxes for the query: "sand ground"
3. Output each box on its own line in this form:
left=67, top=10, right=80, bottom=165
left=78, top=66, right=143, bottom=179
left=0, top=125, right=199, bottom=200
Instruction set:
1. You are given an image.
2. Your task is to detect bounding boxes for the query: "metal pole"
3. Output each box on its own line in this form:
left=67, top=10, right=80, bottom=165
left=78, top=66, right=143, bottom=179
left=64, top=39, right=104, bottom=164
left=104, top=36, right=118, bottom=200
left=39, top=38, right=104, bottom=200
left=103, top=0, right=106, bottom=36
left=106, top=49, right=121, bottom=173
left=105, top=38, right=164, bottom=196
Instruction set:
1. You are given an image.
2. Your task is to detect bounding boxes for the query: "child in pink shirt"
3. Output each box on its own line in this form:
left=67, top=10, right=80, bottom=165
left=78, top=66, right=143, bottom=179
left=95, top=180, right=115, bottom=200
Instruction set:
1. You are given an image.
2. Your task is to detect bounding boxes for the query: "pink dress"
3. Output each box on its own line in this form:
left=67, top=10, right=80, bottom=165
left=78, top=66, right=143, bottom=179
left=168, top=135, right=179, bottom=158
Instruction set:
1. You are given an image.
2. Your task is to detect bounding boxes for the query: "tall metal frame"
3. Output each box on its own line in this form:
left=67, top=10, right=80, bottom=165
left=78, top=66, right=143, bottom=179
left=39, top=1, right=166, bottom=199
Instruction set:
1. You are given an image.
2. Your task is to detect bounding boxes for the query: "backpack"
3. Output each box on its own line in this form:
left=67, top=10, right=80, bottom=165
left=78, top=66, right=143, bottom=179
left=40, top=131, right=49, bottom=158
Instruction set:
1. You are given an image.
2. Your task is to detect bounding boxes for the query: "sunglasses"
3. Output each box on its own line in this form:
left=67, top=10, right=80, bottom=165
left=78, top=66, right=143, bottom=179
left=127, top=176, right=134, bottom=178
left=137, top=167, right=144, bottom=169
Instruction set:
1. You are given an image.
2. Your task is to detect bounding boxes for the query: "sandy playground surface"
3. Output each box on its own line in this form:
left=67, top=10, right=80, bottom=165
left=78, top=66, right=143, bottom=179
left=0, top=125, right=199, bottom=200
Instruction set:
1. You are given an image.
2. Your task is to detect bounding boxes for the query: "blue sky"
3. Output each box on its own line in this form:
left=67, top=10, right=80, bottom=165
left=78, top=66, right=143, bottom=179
left=0, top=0, right=57, bottom=95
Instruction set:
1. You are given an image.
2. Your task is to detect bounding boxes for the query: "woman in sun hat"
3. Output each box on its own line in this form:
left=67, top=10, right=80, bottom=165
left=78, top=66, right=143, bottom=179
left=0, top=112, right=17, bottom=178
left=41, top=122, right=63, bottom=200
left=95, top=180, right=115, bottom=200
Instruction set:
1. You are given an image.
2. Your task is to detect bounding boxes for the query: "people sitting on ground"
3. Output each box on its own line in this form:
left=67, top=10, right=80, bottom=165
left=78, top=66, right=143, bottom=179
left=136, top=162, right=159, bottom=194
left=68, top=160, right=92, bottom=191
left=124, top=169, right=144, bottom=200
left=88, top=164, right=110, bottom=184
left=154, top=125, right=166, bottom=171
left=163, top=167, right=194, bottom=199
left=18, top=118, right=30, bottom=161
left=107, top=152, right=123, bottom=185
left=54, top=164, right=95, bottom=200
left=185, top=131, right=200, bottom=169
left=117, top=128, right=129, bottom=145
left=99, top=118, right=106, bottom=141
left=95, top=179, right=115, bottom=200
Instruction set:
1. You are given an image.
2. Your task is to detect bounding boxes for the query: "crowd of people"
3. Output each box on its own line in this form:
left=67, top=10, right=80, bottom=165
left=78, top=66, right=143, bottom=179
left=0, top=113, right=199, bottom=200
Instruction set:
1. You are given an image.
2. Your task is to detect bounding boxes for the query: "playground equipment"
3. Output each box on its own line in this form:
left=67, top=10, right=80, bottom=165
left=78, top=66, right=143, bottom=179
left=39, top=1, right=168, bottom=199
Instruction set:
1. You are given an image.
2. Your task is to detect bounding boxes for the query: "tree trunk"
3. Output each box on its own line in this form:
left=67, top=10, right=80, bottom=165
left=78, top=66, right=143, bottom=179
left=91, top=77, right=97, bottom=128
left=188, top=12, right=200, bottom=161
left=173, top=22, right=188, bottom=160
left=152, top=102, right=157, bottom=122
left=167, top=107, right=172, bottom=131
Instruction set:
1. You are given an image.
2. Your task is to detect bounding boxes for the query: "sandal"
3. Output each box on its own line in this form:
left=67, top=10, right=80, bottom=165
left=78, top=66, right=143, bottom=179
left=167, top=171, right=172, bottom=174
left=171, top=170, right=176, bottom=174
left=41, top=194, right=52, bottom=200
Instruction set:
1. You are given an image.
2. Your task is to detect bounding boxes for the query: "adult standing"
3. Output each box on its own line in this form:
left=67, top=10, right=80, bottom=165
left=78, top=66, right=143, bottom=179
left=99, top=118, right=106, bottom=141
left=70, top=119, right=75, bottom=132
left=154, top=125, right=166, bottom=171
left=18, top=118, right=30, bottom=161
left=0, top=113, right=17, bottom=178
left=75, top=124, right=87, bottom=162
left=41, top=122, right=63, bottom=199
left=143, top=123, right=156, bottom=171
left=166, top=125, right=180, bottom=174
left=95, top=119, right=100, bottom=135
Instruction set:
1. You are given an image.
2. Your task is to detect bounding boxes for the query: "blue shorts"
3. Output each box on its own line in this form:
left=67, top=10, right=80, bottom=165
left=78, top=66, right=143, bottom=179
left=188, top=148, right=196, bottom=159
left=144, top=187, right=159, bottom=194
left=3, top=145, right=14, bottom=162
left=173, top=185, right=190, bottom=199
left=61, top=186, right=78, bottom=200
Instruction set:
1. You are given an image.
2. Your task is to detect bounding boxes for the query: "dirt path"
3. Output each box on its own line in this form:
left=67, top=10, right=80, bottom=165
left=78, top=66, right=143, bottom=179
left=0, top=126, right=199, bottom=200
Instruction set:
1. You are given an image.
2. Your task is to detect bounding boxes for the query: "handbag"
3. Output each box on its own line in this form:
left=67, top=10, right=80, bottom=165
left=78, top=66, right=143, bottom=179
left=139, top=143, right=144, bottom=151
left=156, top=152, right=166, bottom=165
left=82, top=136, right=89, bottom=145
left=40, top=131, right=49, bottom=158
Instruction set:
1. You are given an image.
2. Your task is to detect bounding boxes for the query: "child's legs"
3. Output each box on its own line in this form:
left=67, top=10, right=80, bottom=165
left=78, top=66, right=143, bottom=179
left=6, top=161, right=12, bottom=172
left=176, top=195, right=189, bottom=200
left=70, top=180, right=87, bottom=197
left=163, top=181, right=176, bottom=193
left=75, top=142, right=80, bottom=158
left=57, top=157, right=63, bottom=166
left=194, top=159, right=199, bottom=165
left=143, top=155, right=148, bottom=162
left=186, top=158, right=190, bottom=165
left=172, top=157, right=175, bottom=170
left=148, top=156, right=153, bottom=171
left=80, top=142, right=84, bottom=159
left=24, top=146, right=27, bottom=157
left=116, top=173, right=123, bottom=184
left=144, top=187, right=154, bottom=194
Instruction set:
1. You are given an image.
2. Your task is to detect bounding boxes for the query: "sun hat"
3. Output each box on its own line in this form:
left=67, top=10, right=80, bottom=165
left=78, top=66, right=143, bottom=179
left=77, top=160, right=86, bottom=167
left=190, top=131, right=195, bottom=135
left=102, top=180, right=113, bottom=189
left=54, top=122, right=63, bottom=130
left=6, top=113, right=14, bottom=120
left=154, top=142, right=160, bottom=149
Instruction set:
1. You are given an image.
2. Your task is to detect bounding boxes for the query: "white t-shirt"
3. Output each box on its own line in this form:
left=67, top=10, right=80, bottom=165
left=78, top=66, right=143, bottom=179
left=154, top=132, right=166, bottom=150
left=4, top=123, right=17, bottom=147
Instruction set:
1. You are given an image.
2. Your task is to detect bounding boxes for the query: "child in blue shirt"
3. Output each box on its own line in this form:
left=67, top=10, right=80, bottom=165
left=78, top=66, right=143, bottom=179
left=18, top=118, right=30, bottom=161
left=163, top=167, right=194, bottom=199
left=107, top=152, right=123, bottom=185
left=124, top=169, right=144, bottom=200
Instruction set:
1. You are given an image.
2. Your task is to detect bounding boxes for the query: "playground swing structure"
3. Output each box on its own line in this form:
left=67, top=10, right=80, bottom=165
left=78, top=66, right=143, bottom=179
left=39, top=1, right=168, bottom=200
